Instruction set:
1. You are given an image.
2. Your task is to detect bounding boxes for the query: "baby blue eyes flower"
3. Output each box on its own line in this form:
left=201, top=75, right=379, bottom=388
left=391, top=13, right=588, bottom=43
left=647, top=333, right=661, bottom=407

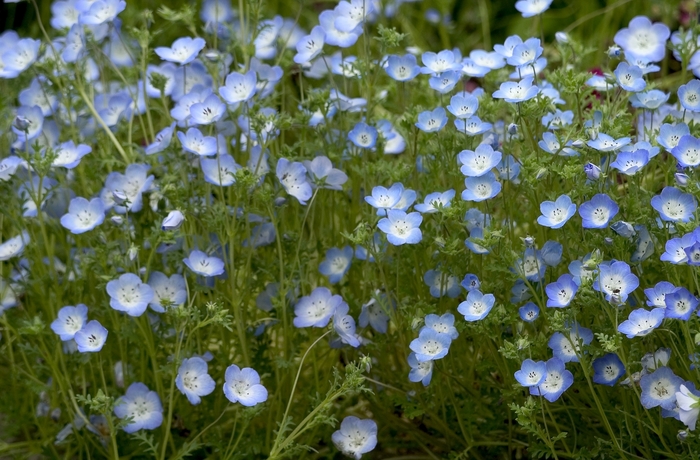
left=584, top=162, right=602, bottom=181
left=447, top=93, right=479, bottom=119
left=294, top=26, right=325, bottom=64
left=461, top=273, right=481, bottom=291
left=0, top=231, right=29, bottom=261
left=359, top=296, right=390, bottom=333
left=74, top=320, right=108, bottom=353
left=276, top=158, right=313, bottom=205
left=617, top=308, right=665, bottom=338
left=529, top=357, right=573, bottom=403
left=183, top=250, right=225, bottom=277
left=578, top=193, right=619, bottom=229
left=223, top=365, right=268, bottom=406
left=408, top=352, right=434, bottom=386
left=51, top=304, right=88, bottom=341
left=384, top=54, right=420, bottom=81
left=678, top=79, right=700, bottom=112
left=319, top=246, right=354, bottom=284
left=161, top=210, right=185, bottom=231
left=548, top=324, right=593, bottom=363
left=507, top=38, right=543, bottom=67
left=651, top=187, right=697, bottom=223
left=189, top=93, right=226, bottom=125
left=332, top=416, right=378, bottom=460
left=303, top=156, right=348, bottom=190
left=334, top=0, right=374, bottom=32
left=415, top=107, right=447, bottom=133
left=454, top=115, right=493, bottom=136
left=420, top=50, right=461, bottom=75
left=423, top=271, right=461, bottom=298
left=587, top=133, right=631, bottom=152
left=645, top=281, right=677, bottom=308
left=148, top=272, right=187, bottom=312
left=12, top=105, right=44, bottom=142
left=423, top=312, right=459, bottom=340
left=593, top=261, right=639, bottom=303
left=630, top=89, right=670, bottom=109
left=515, top=0, right=553, bottom=18
left=60, top=197, right=105, bottom=235
left=409, top=328, right=452, bottom=362
left=457, top=289, right=495, bottom=321
left=333, top=302, right=361, bottom=348
left=614, top=16, right=670, bottom=63
left=545, top=274, right=578, bottom=308
left=664, top=288, right=699, bottom=320
left=107, top=273, right=154, bottom=317
left=514, top=359, right=547, bottom=387
left=79, top=0, right=126, bottom=25
left=155, top=37, right=206, bottom=65
left=610, top=149, right=650, bottom=175
left=492, top=77, right=540, bottom=103
left=592, top=353, right=626, bottom=386
left=640, top=366, right=683, bottom=410
left=538, top=133, right=576, bottom=156
left=377, top=210, right=423, bottom=246
left=348, top=121, right=378, bottom=148
left=613, top=62, right=646, bottom=92
left=415, top=190, right=455, bottom=214
left=201, top=154, right=241, bottom=186
left=176, top=357, right=216, bottom=405
left=52, top=141, right=92, bottom=169
left=519, top=302, right=540, bottom=322
left=671, top=135, right=700, bottom=167
left=537, top=195, right=576, bottom=229
left=365, top=183, right=404, bottom=215
left=319, top=10, right=360, bottom=48
left=219, top=70, right=257, bottom=105
left=461, top=171, right=502, bottom=202
left=657, top=123, right=690, bottom=151
left=429, top=70, right=460, bottom=94
left=114, top=382, right=163, bottom=433
left=294, top=287, right=343, bottom=328
left=458, top=144, right=502, bottom=177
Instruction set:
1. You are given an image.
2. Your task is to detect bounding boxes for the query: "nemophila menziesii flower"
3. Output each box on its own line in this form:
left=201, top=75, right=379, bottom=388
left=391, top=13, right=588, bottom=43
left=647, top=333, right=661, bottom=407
left=319, top=10, right=360, bottom=48
left=519, top=302, right=540, bottom=322
left=79, top=0, right=126, bottom=25
left=514, top=359, right=547, bottom=387
left=319, top=246, right=354, bottom=284
left=408, top=352, right=434, bottom=386
left=223, top=365, right=268, bottom=406
left=415, top=190, right=455, bottom=214
left=422, top=312, right=459, bottom=340
left=545, top=274, right=578, bottom=308
left=506, top=38, right=543, bottom=67
left=457, top=289, right=496, bottom=321
left=677, top=384, right=700, bottom=430
left=678, top=80, right=700, bottom=112
left=610, top=149, right=650, bottom=175
left=687, top=241, right=700, bottom=266
left=454, top=115, right=493, bottom=136
left=1, top=37, right=41, bottom=78
left=640, top=367, right=684, bottom=410
left=183, top=250, right=225, bottom=277
left=377, top=119, right=406, bottom=154
left=515, top=0, right=553, bottom=17
left=429, top=70, right=460, bottom=93
left=671, top=135, right=700, bottom=167
left=101, top=164, right=154, bottom=214
left=651, top=187, right=697, bottom=222
left=661, top=232, right=698, bottom=264
left=52, top=140, right=91, bottom=169
left=593, top=261, right=639, bottom=303
left=541, top=109, right=574, bottom=130
left=294, top=26, right=325, bottom=64
left=587, top=133, right=631, bottom=152
left=461, top=171, right=502, bottom=202
left=348, top=121, right=378, bottom=149
left=114, top=382, right=163, bottom=433
left=664, top=287, right=699, bottom=320
left=458, top=144, right=502, bottom=177
left=154, top=37, right=206, bottom=65
left=175, top=357, right=216, bottom=405
left=578, top=193, right=619, bottom=229
left=74, top=320, right=108, bottom=353
left=0, top=156, right=23, bottom=181
left=645, top=281, right=677, bottom=308
left=189, top=93, right=226, bottom=125
left=12, top=105, right=43, bottom=142
left=592, top=353, right=626, bottom=386
left=548, top=324, right=593, bottom=363
left=161, top=210, right=185, bottom=231
left=276, top=158, right=312, bottom=205
left=201, top=154, right=241, bottom=186
left=333, top=302, right=360, bottom=347
left=0, top=231, right=29, bottom=261
left=537, top=195, right=577, bottom=229
left=359, top=296, right=390, bottom=333
left=614, top=16, right=670, bottom=63
left=583, top=163, right=602, bottom=181
left=613, top=62, right=646, bottom=92
left=461, top=273, right=481, bottom=292
left=332, top=416, right=378, bottom=460
left=414, top=107, right=447, bottom=133
left=107, top=273, right=154, bottom=316
left=219, top=70, right=257, bottom=105
left=513, top=247, right=546, bottom=281
left=420, top=50, right=461, bottom=75
left=538, top=132, right=578, bottom=156
left=294, top=287, right=342, bottom=328
left=611, top=221, right=636, bottom=238
left=423, top=271, right=461, bottom=298
left=492, top=77, right=539, bottom=103
left=51, top=304, right=88, bottom=341
left=378, top=210, right=423, bottom=245
left=303, top=156, right=348, bottom=190
left=178, top=128, right=217, bottom=156
left=530, top=357, right=573, bottom=403
left=60, top=197, right=105, bottom=234
left=447, top=93, right=479, bottom=119
left=365, top=183, right=403, bottom=215
left=410, top=328, right=452, bottom=362
left=657, top=123, right=690, bottom=151
left=617, top=308, right=665, bottom=338
left=148, top=272, right=187, bottom=312
left=630, top=89, right=670, bottom=109
left=641, top=348, right=672, bottom=372
left=383, top=54, right=420, bottom=81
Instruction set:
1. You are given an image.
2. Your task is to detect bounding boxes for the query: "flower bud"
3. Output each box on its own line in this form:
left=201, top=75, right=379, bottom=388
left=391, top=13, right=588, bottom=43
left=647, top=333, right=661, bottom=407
left=521, top=236, right=535, bottom=248
left=507, top=123, right=518, bottom=135
left=607, top=45, right=621, bottom=58
left=161, top=210, right=185, bottom=231
left=127, top=245, right=138, bottom=261
left=675, top=172, right=689, bottom=186
left=110, top=215, right=124, bottom=225
left=584, top=163, right=601, bottom=180
left=13, top=115, right=31, bottom=132
left=112, top=190, right=128, bottom=205
left=678, top=431, right=688, bottom=441
left=555, top=31, right=570, bottom=44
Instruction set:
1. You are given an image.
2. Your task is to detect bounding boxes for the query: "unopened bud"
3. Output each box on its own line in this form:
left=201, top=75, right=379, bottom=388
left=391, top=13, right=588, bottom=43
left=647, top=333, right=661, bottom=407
left=161, top=210, right=185, bottom=231
left=584, top=163, right=601, bottom=181
left=555, top=32, right=570, bottom=44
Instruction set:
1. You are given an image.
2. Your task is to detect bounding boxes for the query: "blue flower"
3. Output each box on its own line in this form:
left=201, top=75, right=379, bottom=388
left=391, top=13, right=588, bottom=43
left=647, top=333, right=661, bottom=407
left=457, top=289, right=495, bottom=321
left=617, top=308, right=665, bottom=338
left=645, top=281, right=677, bottom=308
left=176, top=357, right=216, bottom=405
left=671, top=135, right=700, bottom=167
left=537, top=195, right=576, bottom=229
left=79, top=0, right=126, bottom=25
left=148, top=272, right=187, bottom=312
left=223, top=365, right=268, bottom=406
left=52, top=141, right=92, bottom=169
left=276, top=158, right=313, bottom=205
left=332, top=416, right=378, bottom=459
left=593, top=261, right=639, bottom=303
left=657, top=123, right=690, bottom=152
left=377, top=210, right=423, bottom=245
left=60, top=198, right=105, bottom=234
left=319, top=246, right=354, bottom=284
left=640, top=367, right=683, bottom=410
left=408, top=352, right=433, bottom=386
left=630, top=89, right=670, bottom=109
left=145, top=123, right=176, bottom=155
left=0, top=231, right=29, bottom=261
left=293, top=26, right=325, bottom=64
left=365, top=183, right=404, bottom=215
left=541, top=240, right=563, bottom=266
left=515, top=0, right=553, bottom=17
left=492, top=77, right=539, bottom=103
left=51, top=304, right=89, bottom=341
left=686, top=241, right=700, bottom=266
left=294, top=287, right=342, bottom=328
left=651, top=187, right=697, bottom=222
left=530, top=357, right=573, bottom=402
left=678, top=79, right=700, bottom=112
left=545, top=274, right=578, bottom=308
left=519, top=302, right=540, bottom=322
left=513, top=247, right=546, bottom=282
left=107, top=273, right=154, bottom=317
left=423, top=312, right=459, bottom=340
left=506, top=38, right=543, bottom=67
left=384, top=54, right=421, bottom=82
left=541, top=109, right=574, bottom=130
left=74, top=320, right=108, bottom=353
left=219, top=70, right=257, bottom=105
left=429, top=71, right=460, bottom=94
left=613, top=62, right=646, bottom=92
left=319, top=10, right=360, bottom=48
left=447, top=93, right=479, bottom=119
left=496, top=155, right=522, bottom=182
left=676, top=383, right=700, bottom=430
left=420, top=50, right=461, bottom=75
left=114, top=383, right=163, bottom=433
left=409, top=328, right=452, bottom=361
left=12, top=105, right=43, bottom=142
left=614, top=16, right=670, bottom=63
left=454, top=116, right=493, bottom=136
left=584, top=162, right=602, bottom=180
left=422, top=270, right=460, bottom=298
left=359, top=295, right=391, bottom=333
left=100, top=163, right=154, bottom=214
left=178, top=128, right=218, bottom=157
left=184, top=250, right=225, bottom=277
left=201, top=154, right=241, bottom=186
left=548, top=324, right=593, bottom=363
left=661, top=232, right=698, bottom=264
left=415, top=190, right=455, bottom=214
left=538, top=132, right=578, bottom=156
left=461, top=273, right=481, bottom=292
left=461, top=171, right=502, bottom=202
left=579, top=193, right=619, bottom=228
left=189, top=93, right=226, bottom=125
left=664, top=287, right=699, bottom=320
left=592, top=353, right=626, bottom=386
left=333, top=302, right=361, bottom=348
left=155, top=37, right=206, bottom=65
left=514, top=359, right=547, bottom=387
left=415, top=107, right=447, bottom=133
left=587, top=133, right=631, bottom=152
left=610, top=149, right=650, bottom=175
left=458, top=144, right=502, bottom=177
left=334, top=0, right=374, bottom=32
left=161, top=210, right=185, bottom=231
left=377, top=119, right=406, bottom=154
left=348, top=121, right=378, bottom=148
